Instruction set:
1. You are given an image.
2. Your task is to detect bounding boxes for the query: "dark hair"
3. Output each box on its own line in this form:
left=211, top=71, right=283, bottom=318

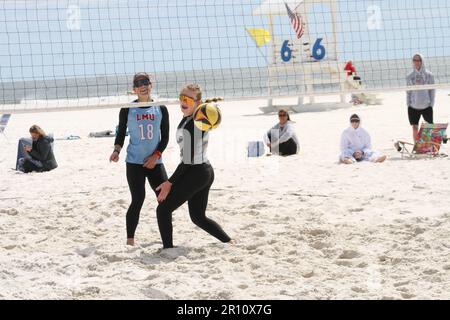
left=413, top=54, right=422, bottom=62
left=350, top=114, right=360, bottom=122
left=133, top=72, right=151, bottom=86
left=278, top=108, right=291, bottom=121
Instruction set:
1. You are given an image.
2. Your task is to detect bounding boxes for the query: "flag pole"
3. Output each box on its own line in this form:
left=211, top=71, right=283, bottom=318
left=245, top=27, right=273, bottom=107
left=256, top=46, right=270, bottom=66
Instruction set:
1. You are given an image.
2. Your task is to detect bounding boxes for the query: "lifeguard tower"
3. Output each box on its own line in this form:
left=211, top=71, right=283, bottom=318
left=253, top=0, right=350, bottom=113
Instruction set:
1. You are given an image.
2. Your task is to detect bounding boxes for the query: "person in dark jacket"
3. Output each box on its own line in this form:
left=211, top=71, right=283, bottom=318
left=16, top=125, right=57, bottom=173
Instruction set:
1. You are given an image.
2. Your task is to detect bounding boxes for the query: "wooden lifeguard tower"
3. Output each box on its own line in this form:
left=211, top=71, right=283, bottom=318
left=253, top=0, right=350, bottom=113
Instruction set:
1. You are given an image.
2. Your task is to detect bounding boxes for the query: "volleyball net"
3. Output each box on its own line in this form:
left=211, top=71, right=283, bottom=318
left=1, top=0, right=450, bottom=113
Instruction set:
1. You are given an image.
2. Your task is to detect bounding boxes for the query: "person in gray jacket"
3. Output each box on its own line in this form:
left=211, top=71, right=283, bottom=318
left=406, top=53, right=435, bottom=142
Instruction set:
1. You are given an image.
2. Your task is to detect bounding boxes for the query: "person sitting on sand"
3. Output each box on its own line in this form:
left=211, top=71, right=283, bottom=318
left=16, top=125, right=57, bottom=173
left=263, top=109, right=299, bottom=156
left=340, top=114, right=386, bottom=164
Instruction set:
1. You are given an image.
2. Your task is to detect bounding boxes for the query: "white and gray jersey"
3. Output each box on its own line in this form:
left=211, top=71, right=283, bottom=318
left=176, top=116, right=209, bottom=164
left=169, top=116, right=210, bottom=184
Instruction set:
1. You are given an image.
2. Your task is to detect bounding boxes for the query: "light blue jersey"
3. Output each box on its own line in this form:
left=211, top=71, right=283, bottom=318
left=126, top=106, right=163, bottom=165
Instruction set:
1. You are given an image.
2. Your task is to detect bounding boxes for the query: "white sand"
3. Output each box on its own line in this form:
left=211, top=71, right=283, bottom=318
left=1, top=91, right=449, bottom=300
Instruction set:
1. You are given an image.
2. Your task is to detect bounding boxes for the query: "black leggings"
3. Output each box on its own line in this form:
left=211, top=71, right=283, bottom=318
left=126, top=162, right=168, bottom=238
left=268, top=132, right=298, bottom=156
left=278, top=138, right=298, bottom=156
left=156, top=163, right=231, bottom=248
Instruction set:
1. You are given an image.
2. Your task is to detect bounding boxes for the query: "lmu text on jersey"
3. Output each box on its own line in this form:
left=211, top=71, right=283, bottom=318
left=136, top=113, right=155, bottom=121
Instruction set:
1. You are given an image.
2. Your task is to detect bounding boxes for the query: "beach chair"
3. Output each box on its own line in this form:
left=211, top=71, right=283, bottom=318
left=0, top=114, right=11, bottom=140
left=394, top=123, right=448, bottom=158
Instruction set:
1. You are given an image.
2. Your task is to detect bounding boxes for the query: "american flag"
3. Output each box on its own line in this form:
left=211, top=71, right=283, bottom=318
left=285, top=3, right=304, bottom=39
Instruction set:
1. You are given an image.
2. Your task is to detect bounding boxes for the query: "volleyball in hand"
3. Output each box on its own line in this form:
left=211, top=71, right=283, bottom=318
left=193, top=102, right=222, bottom=131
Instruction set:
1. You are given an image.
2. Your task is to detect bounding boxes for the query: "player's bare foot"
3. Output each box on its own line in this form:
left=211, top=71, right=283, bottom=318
left=341, top=158, right=353, bottom=164
left=376, top=155, right=387, bottom=163
left=126, top=238, right=135, bottom=246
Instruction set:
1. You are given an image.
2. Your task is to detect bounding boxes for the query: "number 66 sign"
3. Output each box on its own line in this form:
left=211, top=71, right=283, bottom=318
left=280, top=38, right=326, bottom=62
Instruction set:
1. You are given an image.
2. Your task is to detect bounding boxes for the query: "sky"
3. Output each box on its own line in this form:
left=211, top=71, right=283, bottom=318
left=0, top=0, right=449, bottom=81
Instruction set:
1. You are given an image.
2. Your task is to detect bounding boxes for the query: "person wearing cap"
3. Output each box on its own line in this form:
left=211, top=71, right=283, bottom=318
left=340, top=114, right=386, bottom=164
left=263, top=108, right=299, bottom=156
left=109, top=72, right=170, bottom=246
left=407, top=54, right=435, bottom=142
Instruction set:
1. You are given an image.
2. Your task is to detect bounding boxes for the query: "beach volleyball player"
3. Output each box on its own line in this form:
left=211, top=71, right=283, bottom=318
left=155, top=84, right=234, bottom=249
left=109, top=72, right=169, bottom=246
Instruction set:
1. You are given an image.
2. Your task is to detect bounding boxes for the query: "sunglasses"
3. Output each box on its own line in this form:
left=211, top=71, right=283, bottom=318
left=179, top=94, right=198, bottom=107
left=351, top=119, right=360, bottom=123
left=413, top=59, right=422, bottom=62
left=134, top=79, right=151, bottom=88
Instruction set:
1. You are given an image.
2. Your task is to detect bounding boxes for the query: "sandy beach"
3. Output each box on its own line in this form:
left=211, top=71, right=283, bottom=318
left=1, top=90, right=449, bottom=300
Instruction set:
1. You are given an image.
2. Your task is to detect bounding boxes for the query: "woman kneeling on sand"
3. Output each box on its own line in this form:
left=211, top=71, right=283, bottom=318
left=340, top=114, right=387, bottom=164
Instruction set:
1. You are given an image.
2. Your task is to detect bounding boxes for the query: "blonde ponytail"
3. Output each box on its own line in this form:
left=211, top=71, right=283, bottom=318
left=204, top=97, right=224, bottom=103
